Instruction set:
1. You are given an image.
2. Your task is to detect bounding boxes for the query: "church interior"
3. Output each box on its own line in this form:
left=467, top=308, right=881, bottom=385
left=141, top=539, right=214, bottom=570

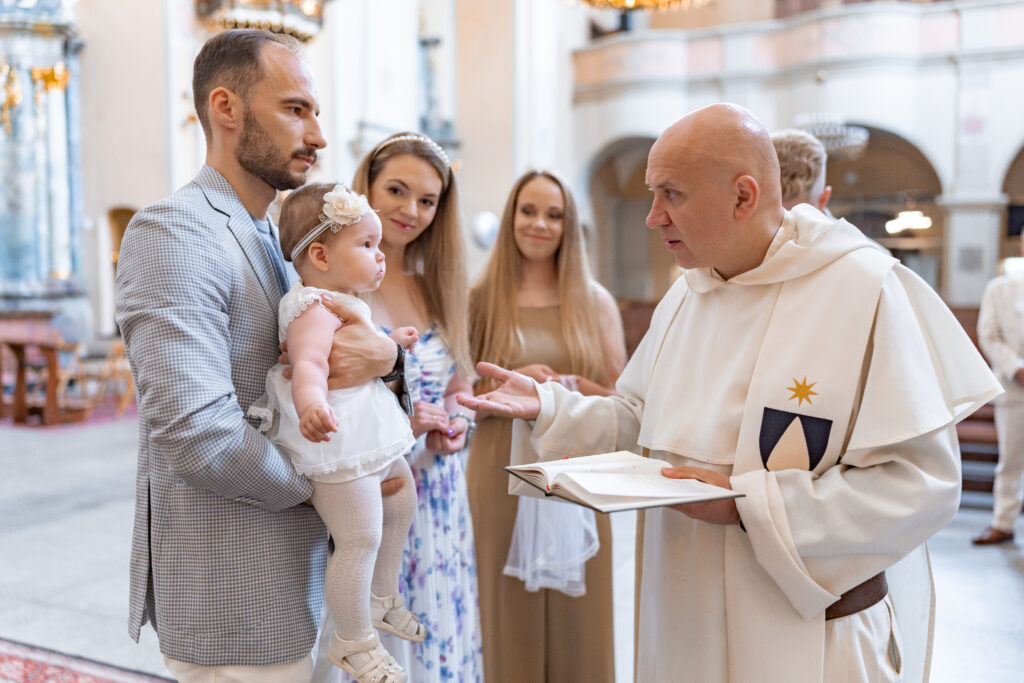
left=2, top=0, right=1023, bottom=681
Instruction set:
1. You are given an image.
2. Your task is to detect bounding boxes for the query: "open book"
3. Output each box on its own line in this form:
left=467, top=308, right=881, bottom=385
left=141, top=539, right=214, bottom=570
left=505, top=451, right=743, bottom=514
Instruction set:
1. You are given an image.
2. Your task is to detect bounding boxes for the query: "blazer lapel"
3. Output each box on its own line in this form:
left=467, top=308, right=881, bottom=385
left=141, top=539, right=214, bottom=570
left=194, top=165, right=281, bottom=308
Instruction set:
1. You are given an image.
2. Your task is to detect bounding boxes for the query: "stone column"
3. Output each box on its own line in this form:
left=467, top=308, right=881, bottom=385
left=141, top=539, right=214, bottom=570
left=940, top=195, right=1006, bottom=306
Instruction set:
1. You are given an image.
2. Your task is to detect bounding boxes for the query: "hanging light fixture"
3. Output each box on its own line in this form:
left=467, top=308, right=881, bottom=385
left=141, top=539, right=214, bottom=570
left=579, top=0, right=713, bottom=10
left=794, top=113, right=870, bottom=161
left=196, top=1, right=330, bottom=42
left=885, top=210, right=932, bottom=234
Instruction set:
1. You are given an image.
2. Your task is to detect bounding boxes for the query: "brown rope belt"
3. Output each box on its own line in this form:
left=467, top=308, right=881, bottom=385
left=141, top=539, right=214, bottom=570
left=825, top=572, right=888, bottom=620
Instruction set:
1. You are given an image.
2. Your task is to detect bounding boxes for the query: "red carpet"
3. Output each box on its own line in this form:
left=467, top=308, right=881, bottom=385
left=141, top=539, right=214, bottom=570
left=0, top=639, right=170, bottom=683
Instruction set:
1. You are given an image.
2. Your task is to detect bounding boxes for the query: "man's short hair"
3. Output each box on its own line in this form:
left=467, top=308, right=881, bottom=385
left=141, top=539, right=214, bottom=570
left=192, top=29, right=300, bottom=142
left=771, top=129, right=827, bottom=205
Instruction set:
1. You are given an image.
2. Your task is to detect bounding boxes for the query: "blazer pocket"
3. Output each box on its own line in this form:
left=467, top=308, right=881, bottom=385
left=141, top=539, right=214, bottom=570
left=160, top=480, right=267, bottom=636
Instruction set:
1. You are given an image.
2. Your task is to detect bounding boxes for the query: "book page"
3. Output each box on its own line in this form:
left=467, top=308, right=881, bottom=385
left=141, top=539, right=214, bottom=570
left=508, top=451, right=669, bottom=487
left=550, top=476, right=734, bottom=514
left=564, top=472, right=731, bottom=500
left=507, top=451, right=742, bottom=512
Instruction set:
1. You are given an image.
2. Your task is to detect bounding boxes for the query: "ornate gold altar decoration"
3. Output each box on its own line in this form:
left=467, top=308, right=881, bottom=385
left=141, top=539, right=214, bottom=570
left=196, top=0, right=330, bottom=42
left=1, top=60, right=23, bottom=136
left=578, top=0, right=712, bottom=9
left=31, top=63, right=70, bottom=106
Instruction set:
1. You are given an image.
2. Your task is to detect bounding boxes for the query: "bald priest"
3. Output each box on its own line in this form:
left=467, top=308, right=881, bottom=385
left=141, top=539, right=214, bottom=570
left=460, top=103, right=1001, bottom=683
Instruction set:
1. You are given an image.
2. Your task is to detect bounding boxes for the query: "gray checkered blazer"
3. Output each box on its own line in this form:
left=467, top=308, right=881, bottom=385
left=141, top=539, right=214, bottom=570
left=116, top=165, right=328, bottom=666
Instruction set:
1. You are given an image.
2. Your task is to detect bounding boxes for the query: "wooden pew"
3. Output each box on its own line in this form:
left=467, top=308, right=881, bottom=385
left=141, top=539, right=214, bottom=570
left=3, top=340, right=92, bottom=425
left=0, top=310, right=92, bottom=426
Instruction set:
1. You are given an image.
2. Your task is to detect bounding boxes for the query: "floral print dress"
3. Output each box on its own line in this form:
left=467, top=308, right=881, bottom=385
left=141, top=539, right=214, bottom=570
left=380, top=326, right=483, bottom=681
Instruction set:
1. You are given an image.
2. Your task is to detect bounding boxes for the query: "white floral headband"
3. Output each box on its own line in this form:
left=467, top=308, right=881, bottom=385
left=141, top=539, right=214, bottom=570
left=290, top=185, right=375, bottom=262
left=377, top=133, right=449, bottom=167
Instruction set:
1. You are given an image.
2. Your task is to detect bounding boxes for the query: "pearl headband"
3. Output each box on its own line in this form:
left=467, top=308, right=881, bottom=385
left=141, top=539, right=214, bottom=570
left=377, top=133, right=449, bottom=167
left=289, top=185, right=374, bottom=262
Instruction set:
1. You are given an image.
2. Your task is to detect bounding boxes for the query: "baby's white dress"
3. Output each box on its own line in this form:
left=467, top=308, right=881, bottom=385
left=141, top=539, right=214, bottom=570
left=253, top=284, right=415, bottom=483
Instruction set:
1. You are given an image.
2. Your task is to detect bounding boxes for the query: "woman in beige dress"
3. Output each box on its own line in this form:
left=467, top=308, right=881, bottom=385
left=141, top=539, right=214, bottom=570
left=467, top=170, right=627, bottom=682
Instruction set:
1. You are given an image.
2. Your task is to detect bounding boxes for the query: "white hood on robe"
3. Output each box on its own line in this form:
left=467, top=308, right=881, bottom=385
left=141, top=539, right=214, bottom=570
left=685, top=204, right=883, bottom=294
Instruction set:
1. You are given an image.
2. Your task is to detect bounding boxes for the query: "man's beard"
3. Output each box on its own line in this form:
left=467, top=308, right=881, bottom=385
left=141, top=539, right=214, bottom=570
left=236, top=107, right=314, bottom=191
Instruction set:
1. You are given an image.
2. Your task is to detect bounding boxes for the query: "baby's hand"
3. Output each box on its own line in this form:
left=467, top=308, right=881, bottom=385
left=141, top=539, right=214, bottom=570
left=299, top=402, right=338, bottom=443
left=389, top=326, right=419, bottom=350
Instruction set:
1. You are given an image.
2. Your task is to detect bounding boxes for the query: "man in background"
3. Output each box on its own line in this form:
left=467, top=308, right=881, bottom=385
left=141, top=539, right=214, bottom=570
left=973, top=233, right=1024, bottom=545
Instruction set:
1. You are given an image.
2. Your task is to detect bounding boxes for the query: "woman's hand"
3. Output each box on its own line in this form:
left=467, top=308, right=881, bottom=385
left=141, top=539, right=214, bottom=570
left=425, top=413, right=469, bottom=455
left=513, top=363, right=559, bottom=384
left=299, top=402, right=338, bottom=443
left=410, top=400, right=449, bottom=438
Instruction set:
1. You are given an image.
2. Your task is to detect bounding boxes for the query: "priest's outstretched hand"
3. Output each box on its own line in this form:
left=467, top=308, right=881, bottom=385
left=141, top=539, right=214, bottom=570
left=457, top=362, right=541, bottom=420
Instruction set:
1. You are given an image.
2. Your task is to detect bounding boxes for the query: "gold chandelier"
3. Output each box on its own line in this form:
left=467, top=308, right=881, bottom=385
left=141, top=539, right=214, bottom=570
left=579, top=0, right=712, bottom=9
left=196, top=1, right=330, bottom=42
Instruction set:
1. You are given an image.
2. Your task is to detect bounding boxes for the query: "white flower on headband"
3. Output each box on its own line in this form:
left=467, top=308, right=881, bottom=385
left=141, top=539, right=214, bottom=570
left=322, top=187, right=373, bottom=226
left=289, top=186, right=375, bottom=262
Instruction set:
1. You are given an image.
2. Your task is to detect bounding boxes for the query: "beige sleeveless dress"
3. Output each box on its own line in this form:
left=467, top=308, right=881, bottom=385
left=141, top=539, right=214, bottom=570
left=466, top=305, right=615, bottom=683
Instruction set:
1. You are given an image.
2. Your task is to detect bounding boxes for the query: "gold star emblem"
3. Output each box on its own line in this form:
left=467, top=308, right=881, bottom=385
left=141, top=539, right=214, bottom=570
left=787, top=376, right=818, bottom=406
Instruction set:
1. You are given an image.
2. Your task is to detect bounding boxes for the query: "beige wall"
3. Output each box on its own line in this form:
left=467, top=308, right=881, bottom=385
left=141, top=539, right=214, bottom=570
left=456, top=0, right=517, bottom=278
left=77, top=0, right=171, bottom=336
left=78, top=0, right=170, bottom=219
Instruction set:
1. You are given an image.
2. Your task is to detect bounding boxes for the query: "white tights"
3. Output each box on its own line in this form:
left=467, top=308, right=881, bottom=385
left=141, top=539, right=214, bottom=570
left=310, top=458, right=416, bottom=641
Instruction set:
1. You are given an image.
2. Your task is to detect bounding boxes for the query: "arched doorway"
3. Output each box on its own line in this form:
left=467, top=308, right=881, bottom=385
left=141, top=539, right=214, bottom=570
left=827, top=126, right=944, bottom=290
left=1001, top=145, right=1024, bottom=270
left=586, top=137, right=677, bottom=303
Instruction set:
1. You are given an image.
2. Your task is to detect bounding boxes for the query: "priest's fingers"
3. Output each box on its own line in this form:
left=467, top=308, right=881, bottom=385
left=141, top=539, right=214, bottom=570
left=661, top=466, right=732, bottom=490
left=670, top=498, right=740, bottom=525
left=475, top=362, right=524, bottom=386
left=457, top=395, right=509, bottom=415
left=458, top=395, right=537, bottom=420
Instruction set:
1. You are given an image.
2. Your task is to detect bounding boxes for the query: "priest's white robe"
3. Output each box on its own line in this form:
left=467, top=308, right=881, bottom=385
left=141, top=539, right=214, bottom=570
left=511, top=205, right=1001, bottom=682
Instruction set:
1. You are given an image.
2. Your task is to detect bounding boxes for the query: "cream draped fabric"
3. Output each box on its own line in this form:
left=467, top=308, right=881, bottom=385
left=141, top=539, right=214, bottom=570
left=510, top=206, right=1001, bottom=682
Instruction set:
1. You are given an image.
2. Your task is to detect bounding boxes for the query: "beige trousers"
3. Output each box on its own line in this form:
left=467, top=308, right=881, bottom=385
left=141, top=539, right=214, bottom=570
left=163, top=654, right=313, bottom=682
left=823, top=594, right=903, bottom=682
left=992, top=400, right=1024, bottom=532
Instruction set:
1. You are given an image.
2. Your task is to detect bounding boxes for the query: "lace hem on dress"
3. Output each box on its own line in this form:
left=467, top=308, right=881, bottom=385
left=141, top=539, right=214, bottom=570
left=291, top=434, right=416, bottom=477
left=247, top=404, right=275, bottom=432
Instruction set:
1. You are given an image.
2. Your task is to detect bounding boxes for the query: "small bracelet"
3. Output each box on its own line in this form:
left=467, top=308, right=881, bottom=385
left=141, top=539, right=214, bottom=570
left=448, top=411, right=476, bottom=442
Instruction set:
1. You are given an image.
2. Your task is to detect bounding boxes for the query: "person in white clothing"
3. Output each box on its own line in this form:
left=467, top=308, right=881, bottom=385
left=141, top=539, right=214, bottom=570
left=460, top=103, right=1001, bottom=682
left=972, top=234, right=1024, bottom=545
left=255, top=184, right=428, bottom=683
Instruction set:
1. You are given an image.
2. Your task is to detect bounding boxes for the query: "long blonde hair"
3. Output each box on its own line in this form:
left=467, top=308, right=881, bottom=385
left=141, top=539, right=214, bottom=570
left=352, top=132, right=474, bottom=378
left=470, top=170, right=606, bottom=385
